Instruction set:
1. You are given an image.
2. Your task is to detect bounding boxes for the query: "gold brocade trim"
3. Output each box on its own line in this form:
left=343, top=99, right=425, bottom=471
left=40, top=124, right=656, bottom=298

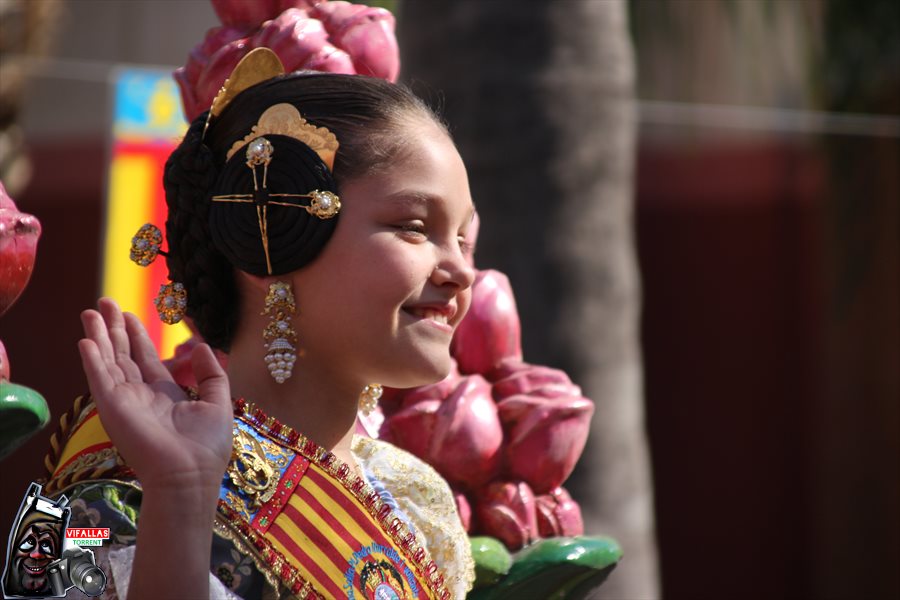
left=226, top=426, right=290, bottom=509
left=224, top=490, right=253, bottom=523
left=43, top=395, right=95, bottom=480
left=232, top=398, right=451, bottom=599
left=68, top=397, right=97, bottom=434
left=44, top=432, right=135, bottom=496
left=44, top=396, right=136, bottom=494
left=52, top=447, right=120, bottom=482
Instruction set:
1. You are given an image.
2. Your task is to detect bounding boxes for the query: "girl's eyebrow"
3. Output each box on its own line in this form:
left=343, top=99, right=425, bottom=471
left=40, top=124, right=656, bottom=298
left=384, top=190, right=478, bottom=221
left=383, top=190, right=434, bottom=207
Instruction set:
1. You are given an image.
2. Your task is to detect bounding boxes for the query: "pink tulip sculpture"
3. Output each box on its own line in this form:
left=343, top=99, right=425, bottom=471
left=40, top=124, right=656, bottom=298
left=176, top=0, right=399, bottom=122
left=0, top=180, right=49, bottom=459
left=0, top=181, right=41, bottom=317
left=168, top=0, right=595, bottom=552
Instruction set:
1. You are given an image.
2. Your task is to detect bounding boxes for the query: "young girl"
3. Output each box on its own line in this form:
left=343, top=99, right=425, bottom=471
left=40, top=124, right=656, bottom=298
left=53, top=49, right=475, bottom=599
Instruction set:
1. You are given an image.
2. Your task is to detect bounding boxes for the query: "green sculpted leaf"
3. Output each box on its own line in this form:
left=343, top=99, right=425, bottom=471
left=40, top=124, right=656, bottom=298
left=0, top=382, right=49, bottom=459
left=470, top=536, right=513, bottom=588
left=467, top=536, right=622, bottom=600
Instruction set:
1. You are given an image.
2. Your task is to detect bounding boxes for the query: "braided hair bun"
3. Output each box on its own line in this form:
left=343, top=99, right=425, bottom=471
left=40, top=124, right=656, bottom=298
left=208, top=135, right=338, bottom=276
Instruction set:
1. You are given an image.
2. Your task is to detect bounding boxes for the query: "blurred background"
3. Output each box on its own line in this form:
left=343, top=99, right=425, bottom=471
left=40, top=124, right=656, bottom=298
left=1, top=1, right=897, bottom=599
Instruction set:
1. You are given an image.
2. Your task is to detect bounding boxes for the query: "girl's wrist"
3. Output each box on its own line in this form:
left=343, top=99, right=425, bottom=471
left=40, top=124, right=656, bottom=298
left=139, top=465, right=225, bottom=495
left=140, top=479, right=222, bottom=517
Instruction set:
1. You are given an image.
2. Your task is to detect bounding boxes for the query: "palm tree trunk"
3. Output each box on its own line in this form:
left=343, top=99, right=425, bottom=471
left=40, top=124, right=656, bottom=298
left=398, top=2, right=658, bottom=597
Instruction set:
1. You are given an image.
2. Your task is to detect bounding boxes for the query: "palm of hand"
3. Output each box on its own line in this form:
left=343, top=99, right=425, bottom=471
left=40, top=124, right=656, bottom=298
left=105, top=379, right=232, bottom=487
left=79, top=300, right=234, bottom=491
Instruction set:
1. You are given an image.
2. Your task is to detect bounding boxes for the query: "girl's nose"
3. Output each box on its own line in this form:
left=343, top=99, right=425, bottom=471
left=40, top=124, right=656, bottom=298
left=432, top=246, right=476, bottom=290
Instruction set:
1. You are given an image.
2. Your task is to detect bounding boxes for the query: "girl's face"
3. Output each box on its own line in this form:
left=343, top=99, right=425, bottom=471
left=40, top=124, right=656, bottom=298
left=292, top=119, right=476, bottom=389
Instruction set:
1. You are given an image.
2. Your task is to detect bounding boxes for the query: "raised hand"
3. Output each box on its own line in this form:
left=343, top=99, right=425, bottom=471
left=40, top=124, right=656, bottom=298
left=78, top=298, right=233, bottom=492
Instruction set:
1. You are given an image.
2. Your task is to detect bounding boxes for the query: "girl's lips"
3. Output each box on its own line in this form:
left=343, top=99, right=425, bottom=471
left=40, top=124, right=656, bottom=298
left=405, top=307, right=450, bottom=324
left=402, top=306, right=455, bottom=333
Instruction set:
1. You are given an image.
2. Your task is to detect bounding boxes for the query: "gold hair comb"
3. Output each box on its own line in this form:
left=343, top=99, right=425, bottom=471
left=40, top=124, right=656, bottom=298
left=203, top=48, right=339, bottom=170
left=203, top=48, right=286, bottom=139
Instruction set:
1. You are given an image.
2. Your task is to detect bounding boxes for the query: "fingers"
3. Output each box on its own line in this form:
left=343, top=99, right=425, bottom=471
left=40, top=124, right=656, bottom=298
left=81, top=309, right=125, bottom=384
left=191, top=344, right=231, bottom=411
left=125, top=312, right=174, bottom=384
left=98, top=299, right=142, bottom=383
left=78, top=338, right=115, bottom=400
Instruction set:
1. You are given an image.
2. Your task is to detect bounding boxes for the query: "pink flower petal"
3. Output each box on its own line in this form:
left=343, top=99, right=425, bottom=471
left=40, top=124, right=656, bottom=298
left=475, top=481, right=538, bottom=550
left=451, top=271, right=522, bottom=375
left=428, top=375, right=503, bottom=491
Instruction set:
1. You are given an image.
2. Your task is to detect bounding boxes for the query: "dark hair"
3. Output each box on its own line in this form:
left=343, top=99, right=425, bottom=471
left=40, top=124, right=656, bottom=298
left=162, top=73, right=444, bottom=350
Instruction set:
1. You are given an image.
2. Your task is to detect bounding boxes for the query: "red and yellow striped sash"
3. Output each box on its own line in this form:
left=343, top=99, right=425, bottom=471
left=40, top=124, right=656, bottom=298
left=213, top=399, right=451, bottom=599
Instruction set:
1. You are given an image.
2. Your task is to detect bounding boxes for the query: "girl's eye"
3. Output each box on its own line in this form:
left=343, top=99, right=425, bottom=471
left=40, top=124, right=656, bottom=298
left=458, top=236, right=474, bottom=255
left=396, top=222, right=426, bottom=237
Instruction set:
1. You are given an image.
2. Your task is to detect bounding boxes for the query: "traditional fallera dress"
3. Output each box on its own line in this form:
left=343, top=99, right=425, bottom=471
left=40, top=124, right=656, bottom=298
left=42, top=396, right=474, bottom=599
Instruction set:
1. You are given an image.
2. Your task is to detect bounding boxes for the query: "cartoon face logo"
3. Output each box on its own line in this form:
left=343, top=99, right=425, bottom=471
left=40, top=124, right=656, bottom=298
left=4, top=512, right=63, bottom=596
left=3, top=483, right=108, bottom=598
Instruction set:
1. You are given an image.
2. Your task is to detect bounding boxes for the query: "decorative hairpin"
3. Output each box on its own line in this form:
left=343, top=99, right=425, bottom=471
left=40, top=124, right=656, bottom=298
left=129, top=223, right=186, bottom=324
left=226, top=103, right=339, bottom=171
left=210, top=136, right=341, bottom=275
left=154, top=282, right=187, bottom=324
left=130, top=223, right=166, bottom=266
left=203, top=48, right=287, bottom=140
left=203, top=48, right=339, bottom=172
